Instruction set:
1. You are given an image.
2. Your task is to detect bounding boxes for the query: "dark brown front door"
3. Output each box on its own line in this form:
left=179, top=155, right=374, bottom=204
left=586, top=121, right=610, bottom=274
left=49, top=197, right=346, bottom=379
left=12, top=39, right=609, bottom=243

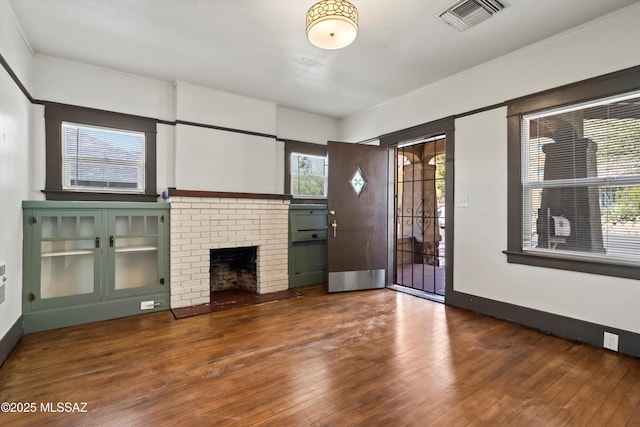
left=327, top=141, right=388, bottom=292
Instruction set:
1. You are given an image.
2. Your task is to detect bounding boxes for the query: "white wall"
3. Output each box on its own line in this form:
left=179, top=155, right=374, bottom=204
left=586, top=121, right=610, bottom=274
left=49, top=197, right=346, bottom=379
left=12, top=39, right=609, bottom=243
left=175, top=80, right=276, bottom=135
left=340, top=4, right=640, bottom=334
left=0, top=0, right=31, bottom=87
left=0, top=0, right=33, bottom=340
left=173, top=81, right=285, bottom=194
left=276, top=106, right=338, bottom=144
left=175, top=124, right=283, bottom=194
left=33, top=55, right=175, bottom=121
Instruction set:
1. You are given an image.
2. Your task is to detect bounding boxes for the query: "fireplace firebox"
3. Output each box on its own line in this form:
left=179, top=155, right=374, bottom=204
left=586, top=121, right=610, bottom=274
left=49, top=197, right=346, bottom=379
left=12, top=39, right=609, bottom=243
left=210, top=246, right=258, bottom=292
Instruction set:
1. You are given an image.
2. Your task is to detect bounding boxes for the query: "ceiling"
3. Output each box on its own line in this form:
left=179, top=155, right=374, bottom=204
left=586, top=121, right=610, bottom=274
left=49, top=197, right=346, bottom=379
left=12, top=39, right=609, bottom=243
left=7, top=0, right=638, bottom=119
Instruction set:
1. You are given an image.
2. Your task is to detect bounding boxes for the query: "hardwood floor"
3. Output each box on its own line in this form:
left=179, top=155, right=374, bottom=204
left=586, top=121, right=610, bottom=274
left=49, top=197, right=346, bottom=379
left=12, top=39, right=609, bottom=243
left=1, top=285, right=639, bottom=426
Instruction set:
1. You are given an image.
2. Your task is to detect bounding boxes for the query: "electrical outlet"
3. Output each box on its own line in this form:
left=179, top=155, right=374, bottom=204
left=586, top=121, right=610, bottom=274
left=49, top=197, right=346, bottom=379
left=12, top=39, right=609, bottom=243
left=603, top=331, right=619, bottom=352
left=140, top=300, right=155, bottom=310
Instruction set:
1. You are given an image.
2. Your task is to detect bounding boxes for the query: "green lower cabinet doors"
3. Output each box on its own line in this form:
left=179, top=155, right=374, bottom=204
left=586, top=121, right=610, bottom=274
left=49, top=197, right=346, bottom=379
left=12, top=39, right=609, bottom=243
left=27, top=210, right=103, bottom=311
left=107, top=211, right=167, bottom=298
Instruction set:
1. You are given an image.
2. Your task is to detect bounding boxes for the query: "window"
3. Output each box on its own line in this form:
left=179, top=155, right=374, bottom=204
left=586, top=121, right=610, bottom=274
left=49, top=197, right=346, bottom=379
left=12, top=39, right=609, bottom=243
left=283, top=140, right=328, bottom=199
left=523, top=90, right=640, bottom=261
left=506, top=66, right=640, bottom=279
left=290, top=152, right=328, bottom=197
left=45, top=103, right=157, bottom=201
left=62, top=122, right=145, bottom=193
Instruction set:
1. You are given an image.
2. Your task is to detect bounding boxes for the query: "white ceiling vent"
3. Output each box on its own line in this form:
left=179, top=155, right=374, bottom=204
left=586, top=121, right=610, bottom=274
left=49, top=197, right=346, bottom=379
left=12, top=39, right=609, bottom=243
left=439, top=0, right=508, bottom=32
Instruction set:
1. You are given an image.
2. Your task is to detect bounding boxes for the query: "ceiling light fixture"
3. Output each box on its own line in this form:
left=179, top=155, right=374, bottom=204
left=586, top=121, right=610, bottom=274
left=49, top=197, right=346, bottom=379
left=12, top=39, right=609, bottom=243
left=306, top=0, right=358, bottom=50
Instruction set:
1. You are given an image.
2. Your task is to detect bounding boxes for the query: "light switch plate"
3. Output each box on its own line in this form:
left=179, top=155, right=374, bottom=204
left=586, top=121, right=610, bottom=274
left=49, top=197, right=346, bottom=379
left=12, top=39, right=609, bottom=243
left=457, top=195, right=469, bottom=208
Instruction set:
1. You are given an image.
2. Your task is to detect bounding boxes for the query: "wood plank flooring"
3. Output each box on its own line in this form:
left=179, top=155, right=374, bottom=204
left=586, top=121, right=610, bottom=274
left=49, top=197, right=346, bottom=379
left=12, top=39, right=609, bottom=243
left=1, top=284, right=639, bottom=426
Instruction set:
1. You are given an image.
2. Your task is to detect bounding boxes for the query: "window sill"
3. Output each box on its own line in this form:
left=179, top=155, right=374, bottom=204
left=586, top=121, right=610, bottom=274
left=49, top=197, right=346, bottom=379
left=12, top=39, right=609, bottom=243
left=503, top=249, right=640, bottom=280
left=290, top=196, right=327, bottom=204
left=43, top=190, right=159, bottom=202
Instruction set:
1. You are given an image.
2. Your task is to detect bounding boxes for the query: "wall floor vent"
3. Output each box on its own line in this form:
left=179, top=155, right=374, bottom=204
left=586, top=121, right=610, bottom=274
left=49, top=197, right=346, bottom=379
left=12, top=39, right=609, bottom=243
left=439, top=0, right=508, bottom=31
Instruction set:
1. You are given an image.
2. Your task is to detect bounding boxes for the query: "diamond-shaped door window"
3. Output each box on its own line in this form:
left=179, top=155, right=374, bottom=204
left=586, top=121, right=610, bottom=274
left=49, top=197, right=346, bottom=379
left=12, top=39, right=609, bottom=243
left=350, top=166, right=367, bottom=197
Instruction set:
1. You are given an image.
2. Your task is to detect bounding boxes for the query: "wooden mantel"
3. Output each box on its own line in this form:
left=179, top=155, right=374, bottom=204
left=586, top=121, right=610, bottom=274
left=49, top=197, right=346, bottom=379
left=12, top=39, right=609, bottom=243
left=163, top=188, right=292, bottom=201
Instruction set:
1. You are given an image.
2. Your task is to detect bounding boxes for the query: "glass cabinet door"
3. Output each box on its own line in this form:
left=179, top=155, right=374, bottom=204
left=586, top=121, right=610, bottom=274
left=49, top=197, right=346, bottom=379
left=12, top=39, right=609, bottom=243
left=107, top=211, right=167, bottom=298
left=30, top=211, right=102, bottom=310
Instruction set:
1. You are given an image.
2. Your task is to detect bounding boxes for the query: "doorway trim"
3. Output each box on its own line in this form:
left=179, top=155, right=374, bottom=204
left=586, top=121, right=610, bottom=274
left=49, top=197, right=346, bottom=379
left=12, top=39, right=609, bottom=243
left=380, top=116, right=455, bottom=302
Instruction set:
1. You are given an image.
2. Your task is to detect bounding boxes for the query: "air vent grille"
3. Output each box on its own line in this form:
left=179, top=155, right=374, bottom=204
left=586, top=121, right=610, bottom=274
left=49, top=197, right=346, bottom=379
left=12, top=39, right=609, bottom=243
left=452, top=0, right=482, bottom=17
left=439, top=0, right=508, bottom=32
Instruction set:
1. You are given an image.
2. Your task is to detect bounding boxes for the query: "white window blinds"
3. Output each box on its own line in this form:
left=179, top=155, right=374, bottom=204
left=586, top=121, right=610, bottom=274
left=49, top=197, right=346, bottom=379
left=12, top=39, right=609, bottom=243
left=62, top=122, right=145, bottom=194
left=522, top=90, right=640, bottom=265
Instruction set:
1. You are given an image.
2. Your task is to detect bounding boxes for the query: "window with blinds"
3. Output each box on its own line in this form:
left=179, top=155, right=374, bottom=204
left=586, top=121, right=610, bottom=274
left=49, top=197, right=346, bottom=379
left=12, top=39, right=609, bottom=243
left=61, top=122, right=145, bottom=193
left=521, top=90, right=640, bottom=265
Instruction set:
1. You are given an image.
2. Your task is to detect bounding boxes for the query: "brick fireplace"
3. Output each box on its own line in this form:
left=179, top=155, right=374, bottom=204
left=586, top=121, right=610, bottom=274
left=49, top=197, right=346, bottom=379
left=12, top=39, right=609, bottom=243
left=165, top=189, right=290, bottom=309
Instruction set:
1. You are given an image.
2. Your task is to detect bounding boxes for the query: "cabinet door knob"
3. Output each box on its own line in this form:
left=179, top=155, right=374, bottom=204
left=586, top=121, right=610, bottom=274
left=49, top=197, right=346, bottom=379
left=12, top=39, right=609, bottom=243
left=95, top=237, right=101, bottom=248
left=110, top=236, right=115, bottom=247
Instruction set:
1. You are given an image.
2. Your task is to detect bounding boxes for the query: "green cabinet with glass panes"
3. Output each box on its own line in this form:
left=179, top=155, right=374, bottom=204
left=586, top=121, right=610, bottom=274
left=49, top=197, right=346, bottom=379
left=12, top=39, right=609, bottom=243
left=22, top=201, right=169, bottom=333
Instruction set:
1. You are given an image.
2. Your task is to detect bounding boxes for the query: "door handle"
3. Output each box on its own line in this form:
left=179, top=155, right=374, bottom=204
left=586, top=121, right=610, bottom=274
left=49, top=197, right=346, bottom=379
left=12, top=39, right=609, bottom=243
left=331, top=220, right=337, bottom=238
left=95, top=236, right=101, bottom=248
left=110, top=236, right=115, bottom=247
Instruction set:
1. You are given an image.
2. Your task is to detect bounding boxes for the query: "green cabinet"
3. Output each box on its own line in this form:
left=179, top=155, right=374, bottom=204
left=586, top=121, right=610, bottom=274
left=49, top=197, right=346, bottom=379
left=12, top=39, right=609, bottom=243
left=107, top=211, right=167, bottom=299
left=288, top=204, right=327, bottom=288
left=22, top=201, right=170, bottom=333
left=27, top=209, right=103, bottom=312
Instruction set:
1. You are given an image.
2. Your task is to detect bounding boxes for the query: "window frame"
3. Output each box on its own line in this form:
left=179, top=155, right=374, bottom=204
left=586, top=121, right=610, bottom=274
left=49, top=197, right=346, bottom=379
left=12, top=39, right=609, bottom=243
left=283, top=139, right=328, bottom=202
left=290, top=151, right=328, bottom=198
left=505, top=65, right=640, bottom=280
left=61, top=121, right=147, bottom=194
left=44, top=103, right=158, bottom=202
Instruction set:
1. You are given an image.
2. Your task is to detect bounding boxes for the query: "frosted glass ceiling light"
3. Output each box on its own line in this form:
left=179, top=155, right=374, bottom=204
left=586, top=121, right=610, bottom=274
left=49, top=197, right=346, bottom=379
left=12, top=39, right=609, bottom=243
left=306, top=0, right=358, bottom=50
